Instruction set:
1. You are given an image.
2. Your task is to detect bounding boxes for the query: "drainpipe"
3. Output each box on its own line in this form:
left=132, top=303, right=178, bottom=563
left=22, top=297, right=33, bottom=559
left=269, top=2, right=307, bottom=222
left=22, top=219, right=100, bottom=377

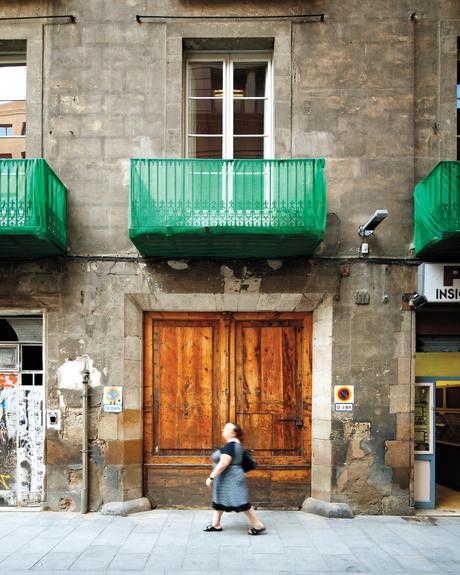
left=81, top=356, right=90, bottom=514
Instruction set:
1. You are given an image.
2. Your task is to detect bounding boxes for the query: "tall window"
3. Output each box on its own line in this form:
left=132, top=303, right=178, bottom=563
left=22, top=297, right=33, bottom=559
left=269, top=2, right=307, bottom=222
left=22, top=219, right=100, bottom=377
left=186, top=54, right=272, bottom=159
left=0, top=40, right=26, bottom=159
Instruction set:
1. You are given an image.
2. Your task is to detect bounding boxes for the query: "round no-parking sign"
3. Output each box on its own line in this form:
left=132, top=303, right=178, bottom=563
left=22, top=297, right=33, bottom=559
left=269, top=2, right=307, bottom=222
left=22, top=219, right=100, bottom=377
left=334, top=385, right=354, bottom=411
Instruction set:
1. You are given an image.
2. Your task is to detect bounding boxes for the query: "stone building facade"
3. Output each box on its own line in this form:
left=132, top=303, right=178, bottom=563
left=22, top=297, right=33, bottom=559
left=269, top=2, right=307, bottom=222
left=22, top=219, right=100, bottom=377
left=0, top=0, right=459, bottom=515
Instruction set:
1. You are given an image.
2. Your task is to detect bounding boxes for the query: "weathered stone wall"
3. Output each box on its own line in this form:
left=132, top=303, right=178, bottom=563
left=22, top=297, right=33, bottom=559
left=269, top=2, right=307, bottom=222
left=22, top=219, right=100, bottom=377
left=0, top=0, right=458, bottom=512
left=0, top=258, right=415, bottom=513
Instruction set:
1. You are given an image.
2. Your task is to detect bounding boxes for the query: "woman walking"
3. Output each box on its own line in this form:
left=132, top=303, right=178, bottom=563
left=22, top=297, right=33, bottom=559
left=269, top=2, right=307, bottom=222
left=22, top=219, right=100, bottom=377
left=204, top=422, right=265, bottom=535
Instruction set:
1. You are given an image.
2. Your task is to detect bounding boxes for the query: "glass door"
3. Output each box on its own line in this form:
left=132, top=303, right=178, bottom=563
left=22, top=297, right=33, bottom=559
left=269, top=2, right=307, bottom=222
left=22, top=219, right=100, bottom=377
left=186, top=54, right=273, bottom=214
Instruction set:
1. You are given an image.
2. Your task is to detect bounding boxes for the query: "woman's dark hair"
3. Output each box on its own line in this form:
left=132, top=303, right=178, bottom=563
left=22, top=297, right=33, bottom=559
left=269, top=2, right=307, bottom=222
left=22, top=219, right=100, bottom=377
left=231, top=423, right=244, bottom=440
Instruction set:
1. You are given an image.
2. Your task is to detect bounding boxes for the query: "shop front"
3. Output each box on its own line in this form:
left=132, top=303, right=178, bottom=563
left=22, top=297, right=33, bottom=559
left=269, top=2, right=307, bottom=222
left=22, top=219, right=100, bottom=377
left=415, top=263, right=460, bottom=511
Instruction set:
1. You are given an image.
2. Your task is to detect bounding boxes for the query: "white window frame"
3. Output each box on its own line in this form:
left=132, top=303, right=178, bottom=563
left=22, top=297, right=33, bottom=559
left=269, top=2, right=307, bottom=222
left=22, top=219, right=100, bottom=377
left=185, top=52, right=274, bottom=160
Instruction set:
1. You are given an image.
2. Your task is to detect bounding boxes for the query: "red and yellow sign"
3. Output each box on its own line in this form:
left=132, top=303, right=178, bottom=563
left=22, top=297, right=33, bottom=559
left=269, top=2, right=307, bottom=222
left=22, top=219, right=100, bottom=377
left=334, top=385, right=354, bottom=404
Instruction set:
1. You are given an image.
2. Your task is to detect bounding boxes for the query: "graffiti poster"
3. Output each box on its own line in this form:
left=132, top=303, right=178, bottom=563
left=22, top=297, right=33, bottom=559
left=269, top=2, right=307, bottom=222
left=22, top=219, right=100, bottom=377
left=0, top=374, right=44, bottom=507
left=0, top=377, right=18, bottom=506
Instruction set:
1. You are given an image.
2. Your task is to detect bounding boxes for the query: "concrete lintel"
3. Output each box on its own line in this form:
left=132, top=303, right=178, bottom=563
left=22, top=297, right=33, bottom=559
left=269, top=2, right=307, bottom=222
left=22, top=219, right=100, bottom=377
left=128, top=292, right=328, bottom=312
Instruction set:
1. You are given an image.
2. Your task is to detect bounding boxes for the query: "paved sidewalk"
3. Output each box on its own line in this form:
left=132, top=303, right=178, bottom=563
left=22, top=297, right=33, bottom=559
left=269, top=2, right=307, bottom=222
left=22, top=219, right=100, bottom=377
left=0, top=509, right=459, bottom=574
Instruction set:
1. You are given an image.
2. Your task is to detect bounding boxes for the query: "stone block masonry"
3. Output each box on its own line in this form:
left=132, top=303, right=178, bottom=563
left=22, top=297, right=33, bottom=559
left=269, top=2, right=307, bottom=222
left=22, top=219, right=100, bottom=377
left=0, top=0, right=457, bottom=513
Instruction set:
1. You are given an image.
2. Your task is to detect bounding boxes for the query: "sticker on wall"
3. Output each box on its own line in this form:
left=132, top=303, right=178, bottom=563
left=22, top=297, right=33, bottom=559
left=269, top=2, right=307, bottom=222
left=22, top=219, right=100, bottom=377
left=0, top=373, right=18, bottom=388
left=334, top=385, right=354, bottom=412
left=103, top=386, right=123, bottom=413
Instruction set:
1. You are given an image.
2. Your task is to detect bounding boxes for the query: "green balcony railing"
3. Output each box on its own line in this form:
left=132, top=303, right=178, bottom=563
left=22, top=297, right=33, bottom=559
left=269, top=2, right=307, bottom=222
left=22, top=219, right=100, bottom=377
left=129, top=159, right=326, bottom=258
left=0, top=159, right=67, bottom=257
left=414, top=161, right=460, bottom=260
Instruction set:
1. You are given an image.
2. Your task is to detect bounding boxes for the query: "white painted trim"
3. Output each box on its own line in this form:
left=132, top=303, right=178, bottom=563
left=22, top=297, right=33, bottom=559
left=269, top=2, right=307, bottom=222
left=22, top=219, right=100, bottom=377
left=0, top=311, right=45, bottom=508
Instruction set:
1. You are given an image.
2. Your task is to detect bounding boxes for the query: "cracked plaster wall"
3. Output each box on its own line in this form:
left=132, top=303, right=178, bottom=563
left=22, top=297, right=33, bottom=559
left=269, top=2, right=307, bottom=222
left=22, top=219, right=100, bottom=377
left=0, top=257, right=416, bottom=513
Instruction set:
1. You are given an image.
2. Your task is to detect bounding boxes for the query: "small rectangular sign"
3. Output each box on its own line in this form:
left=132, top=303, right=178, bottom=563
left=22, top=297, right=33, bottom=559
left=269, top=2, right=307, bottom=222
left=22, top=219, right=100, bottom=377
left=104, top=404, right=122, bottom=413
left=335, top=403, right=353, bottom=412
left=103, top=386, right=123, bottom=413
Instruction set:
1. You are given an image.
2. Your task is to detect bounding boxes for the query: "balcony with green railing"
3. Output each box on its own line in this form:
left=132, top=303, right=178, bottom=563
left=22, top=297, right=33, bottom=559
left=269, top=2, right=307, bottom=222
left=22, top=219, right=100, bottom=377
left=414, top=161, right=460, bottom=260
left=0, top=159, right=67, bottom=257
left=129, top=159, right=326, bottom=258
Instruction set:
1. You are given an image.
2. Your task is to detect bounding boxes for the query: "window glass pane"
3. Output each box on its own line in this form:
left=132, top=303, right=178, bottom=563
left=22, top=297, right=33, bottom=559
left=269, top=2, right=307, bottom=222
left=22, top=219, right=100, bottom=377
left=0, top=65, right=26, bottom=100
left=21, top=373, right=33, bottom=386
left=0, top=346, right=18, bottom=369
left=22, top=345, right=42, bottom=371
left=233, top=136, right=264, bottom=159
left=234, top=100, right=264, bottom=135
left=233, top=63, right=267, bottom=98
left=188, top=99, right=222, bottom=135
left=0, top=125, right=12, bottom=136
left=189, top=62, right=223, bottom=98
left=0, top=101, right=26, bottom=158
left=35, top=373, right=43, bottom=386
left=188, top=136, right=222, bottom=159
left=0, top=319, right=18, bottom=341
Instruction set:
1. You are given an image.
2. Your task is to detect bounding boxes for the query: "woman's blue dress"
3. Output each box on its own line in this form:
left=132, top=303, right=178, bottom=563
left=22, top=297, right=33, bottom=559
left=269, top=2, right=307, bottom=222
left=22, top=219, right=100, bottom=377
left=212, top=441, right=251, bottom=512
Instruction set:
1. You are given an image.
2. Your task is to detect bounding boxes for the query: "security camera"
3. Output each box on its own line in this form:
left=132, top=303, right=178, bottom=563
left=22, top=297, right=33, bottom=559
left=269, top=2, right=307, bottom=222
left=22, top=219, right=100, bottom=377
left=358, top=209, right=389, bottom=237
left=410, top=293, right=428, bottom=310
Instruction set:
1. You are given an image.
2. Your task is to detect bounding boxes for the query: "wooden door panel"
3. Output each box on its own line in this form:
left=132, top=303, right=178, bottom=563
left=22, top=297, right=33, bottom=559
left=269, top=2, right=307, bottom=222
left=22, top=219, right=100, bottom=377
left=235, top=319, right=308, bottom=459
left=144, top=314, right=228, bottom=464
left=156, top=324, right=214, bottom=451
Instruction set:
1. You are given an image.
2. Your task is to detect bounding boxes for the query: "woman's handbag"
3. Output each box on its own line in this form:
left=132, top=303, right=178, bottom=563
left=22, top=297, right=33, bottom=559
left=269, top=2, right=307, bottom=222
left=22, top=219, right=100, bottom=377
left=242, top=449, right=257, bottom=473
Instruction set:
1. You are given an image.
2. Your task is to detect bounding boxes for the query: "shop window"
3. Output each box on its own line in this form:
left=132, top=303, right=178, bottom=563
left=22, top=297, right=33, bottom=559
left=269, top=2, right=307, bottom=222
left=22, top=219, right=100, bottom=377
left=446, top=386, right=460, bottom=409
left=186, top=53, right=272, bottom=159
left=0, top=40, right=26, bottom=159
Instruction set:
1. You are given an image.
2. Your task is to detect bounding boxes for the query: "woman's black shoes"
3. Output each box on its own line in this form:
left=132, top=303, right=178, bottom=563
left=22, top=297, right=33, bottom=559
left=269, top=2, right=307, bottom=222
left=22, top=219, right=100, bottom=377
left=248, top=526, right=266, bottom=535
left=203, top=524, right=223, bottom=532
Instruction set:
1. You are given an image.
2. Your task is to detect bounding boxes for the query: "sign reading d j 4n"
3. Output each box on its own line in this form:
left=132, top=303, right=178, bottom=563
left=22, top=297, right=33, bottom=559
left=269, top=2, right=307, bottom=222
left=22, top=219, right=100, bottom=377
left=334, top=385, right=354, bottom=412
left=103, top=386, right=123, bottom=413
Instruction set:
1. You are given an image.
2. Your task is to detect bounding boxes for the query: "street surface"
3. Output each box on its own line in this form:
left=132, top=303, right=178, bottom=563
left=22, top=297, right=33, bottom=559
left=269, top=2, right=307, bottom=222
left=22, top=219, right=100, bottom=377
left=0, top=509, right=459, bottom=574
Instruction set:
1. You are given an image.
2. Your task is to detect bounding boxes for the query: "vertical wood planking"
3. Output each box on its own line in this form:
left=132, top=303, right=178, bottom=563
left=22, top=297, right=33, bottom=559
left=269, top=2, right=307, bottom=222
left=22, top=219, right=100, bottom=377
left=158, top=325, right=213, bottom=450
left=143, top=315, right=154, bottom=461
left=280, top=326, right=298, bottom=451
left=261, top=327, right=283, bottom=403
left=302, top=314, right=313, bottom=460
left=217, top=317, right=229, bottom=447
left=241, top=326, right=261, bottom=412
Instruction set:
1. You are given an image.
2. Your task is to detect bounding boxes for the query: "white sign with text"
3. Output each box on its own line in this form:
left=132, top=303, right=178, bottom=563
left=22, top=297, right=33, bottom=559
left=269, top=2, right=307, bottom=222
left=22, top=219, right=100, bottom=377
left=418, top=263, right=460, bottom=303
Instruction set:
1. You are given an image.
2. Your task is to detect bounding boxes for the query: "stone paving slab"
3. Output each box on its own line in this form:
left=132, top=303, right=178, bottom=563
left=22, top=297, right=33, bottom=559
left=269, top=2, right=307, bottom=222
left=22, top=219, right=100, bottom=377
left=0, top=510, right=459, bottom=574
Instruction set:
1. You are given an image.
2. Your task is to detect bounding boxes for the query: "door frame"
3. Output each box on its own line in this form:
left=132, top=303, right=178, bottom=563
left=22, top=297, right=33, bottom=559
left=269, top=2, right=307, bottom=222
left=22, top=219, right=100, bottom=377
left=143, top=311, right=313, bottom=507
left=0, top=313, right=45, bottom=508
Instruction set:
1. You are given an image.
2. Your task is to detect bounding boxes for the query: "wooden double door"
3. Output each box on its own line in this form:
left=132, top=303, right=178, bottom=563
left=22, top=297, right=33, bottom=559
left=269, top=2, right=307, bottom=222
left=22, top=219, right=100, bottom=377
left=144, top=312, right=312, bottom=508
